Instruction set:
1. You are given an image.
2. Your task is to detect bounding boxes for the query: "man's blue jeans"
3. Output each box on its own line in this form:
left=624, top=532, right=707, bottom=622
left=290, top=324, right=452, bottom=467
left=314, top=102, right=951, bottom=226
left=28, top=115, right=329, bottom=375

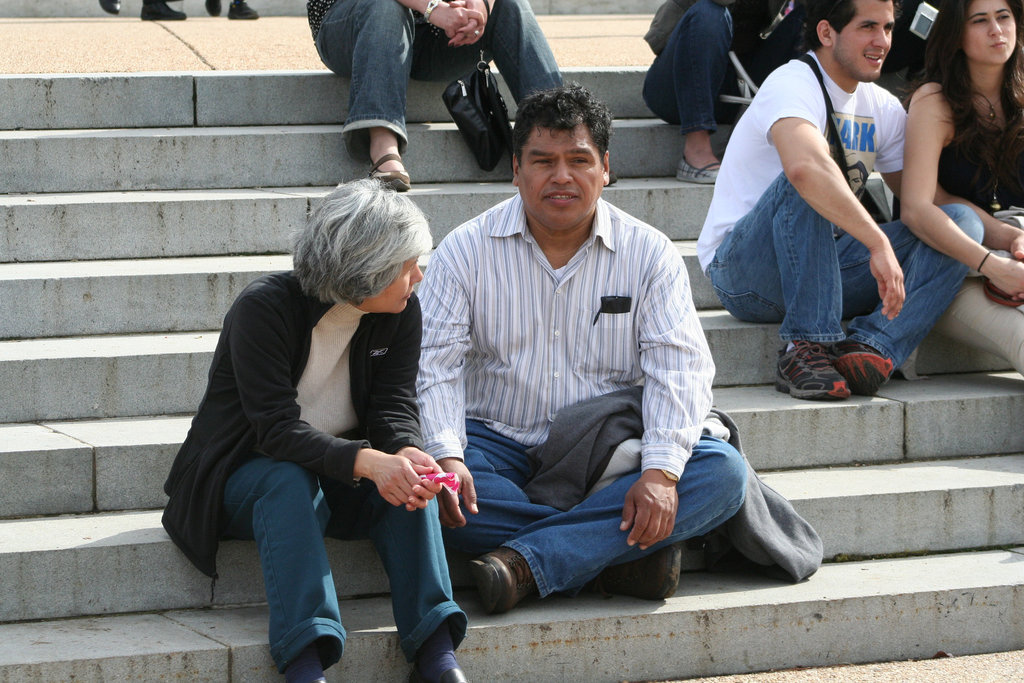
left=315, top=0, right=562, bottom=159
left=642, top=0, right=803, bottom=136
left=443, top=420, right=747, bottom=597
left=222, top=456, right=467, bottom=673
left=707, top=173, right=985, bottom=366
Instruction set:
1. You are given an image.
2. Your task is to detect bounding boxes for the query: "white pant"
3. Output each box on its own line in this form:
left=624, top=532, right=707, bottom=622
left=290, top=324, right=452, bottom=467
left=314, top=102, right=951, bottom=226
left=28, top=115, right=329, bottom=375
left=933, top=277, right=1024, bottom=375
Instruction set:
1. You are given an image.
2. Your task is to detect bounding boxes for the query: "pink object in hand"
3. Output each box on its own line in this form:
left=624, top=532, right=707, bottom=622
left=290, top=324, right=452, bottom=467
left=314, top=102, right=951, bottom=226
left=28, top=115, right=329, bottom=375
left=420, top=472, right=460, bottom=494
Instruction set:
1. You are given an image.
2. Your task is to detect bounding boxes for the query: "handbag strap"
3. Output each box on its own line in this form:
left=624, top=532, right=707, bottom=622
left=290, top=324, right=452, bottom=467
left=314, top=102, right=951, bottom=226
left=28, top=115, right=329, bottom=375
left=798, top=54, right=853, bottom=188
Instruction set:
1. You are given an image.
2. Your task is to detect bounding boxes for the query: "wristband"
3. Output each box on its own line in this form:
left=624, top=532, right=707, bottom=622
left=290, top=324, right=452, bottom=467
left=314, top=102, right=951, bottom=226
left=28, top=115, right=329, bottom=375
left=423, top=0, right=442, bottom=23
left=978, top=251, right=992, bottom=273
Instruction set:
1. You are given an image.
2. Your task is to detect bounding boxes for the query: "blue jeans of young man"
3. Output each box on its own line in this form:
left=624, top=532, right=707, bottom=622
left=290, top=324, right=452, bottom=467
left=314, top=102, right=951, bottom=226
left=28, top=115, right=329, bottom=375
left=315, top=0, right=562, bottom=159
left=442, top=420, right=748, bottom=597
left=707, top=173, right=985, bottom=366
left=642, top=0, right=803, bottom=136
left=222, top=456, right=467, bottom=673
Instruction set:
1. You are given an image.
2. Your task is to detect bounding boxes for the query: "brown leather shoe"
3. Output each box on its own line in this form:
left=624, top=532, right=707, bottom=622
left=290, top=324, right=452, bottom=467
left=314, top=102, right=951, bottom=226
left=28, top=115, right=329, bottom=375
left=469, top=546, right=536, bottom=614
left=590, top=544, right=682, bottom=600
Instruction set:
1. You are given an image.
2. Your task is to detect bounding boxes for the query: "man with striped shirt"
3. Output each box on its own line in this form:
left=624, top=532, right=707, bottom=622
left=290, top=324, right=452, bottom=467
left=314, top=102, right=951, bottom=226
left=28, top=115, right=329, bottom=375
left=416, top=85, right=747, bottom=615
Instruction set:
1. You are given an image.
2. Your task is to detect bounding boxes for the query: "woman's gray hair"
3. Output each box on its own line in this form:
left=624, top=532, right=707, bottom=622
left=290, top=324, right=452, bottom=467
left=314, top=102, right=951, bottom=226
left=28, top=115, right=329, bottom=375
left=293, top=179, right=432, bottom=304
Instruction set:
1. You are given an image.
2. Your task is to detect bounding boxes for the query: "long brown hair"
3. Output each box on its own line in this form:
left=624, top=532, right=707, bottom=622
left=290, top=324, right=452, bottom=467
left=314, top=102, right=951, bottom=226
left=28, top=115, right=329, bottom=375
left=922, top=0, right=1024, bottom=194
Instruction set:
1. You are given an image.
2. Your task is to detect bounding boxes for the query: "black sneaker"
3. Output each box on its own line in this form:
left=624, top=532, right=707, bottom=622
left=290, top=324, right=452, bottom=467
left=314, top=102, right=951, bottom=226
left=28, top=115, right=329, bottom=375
left=831, top=339, right=893, bottom=396
left=228, top=1, right=259, bottom=19
left=775, top=341, right=850, bottom=400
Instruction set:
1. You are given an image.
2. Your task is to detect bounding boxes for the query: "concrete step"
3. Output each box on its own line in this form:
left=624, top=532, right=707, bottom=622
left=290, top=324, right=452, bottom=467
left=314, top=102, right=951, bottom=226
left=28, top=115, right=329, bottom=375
left=3, top=374, right=1022, bottom=518
left=0, top=119, right=679, bottom=193
left=0, top=180, right=709, bottom=263
left=0, top=545, right=1021, bottom=682
left=0, top=241, right=706, bottom=339
left=0, top=416, right=191, bottom=518
left=2, top=314, right=1018, bottom=423
left=699, top=309, right=1013, bottom=386
left=3, top=375, right=1023, bottom=518
left=1, top=67, right=651, bottom=131
left=0, top=0, right=663, bottom=19
left=2, top=454, right=1022, bottom=622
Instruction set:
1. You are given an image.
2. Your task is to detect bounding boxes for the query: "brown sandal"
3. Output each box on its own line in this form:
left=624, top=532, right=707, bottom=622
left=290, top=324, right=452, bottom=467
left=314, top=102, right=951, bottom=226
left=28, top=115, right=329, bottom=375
left=369, top=153, right=411, bottom=192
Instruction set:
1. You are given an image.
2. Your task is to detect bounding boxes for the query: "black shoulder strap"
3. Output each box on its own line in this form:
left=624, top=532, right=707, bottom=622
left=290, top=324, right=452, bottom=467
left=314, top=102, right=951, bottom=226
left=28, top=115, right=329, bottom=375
left=797, top=54, right=852, bottom=183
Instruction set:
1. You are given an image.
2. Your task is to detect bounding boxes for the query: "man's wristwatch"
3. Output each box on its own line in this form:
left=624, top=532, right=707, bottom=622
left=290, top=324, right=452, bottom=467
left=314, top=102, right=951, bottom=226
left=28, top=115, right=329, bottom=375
left=423, top=0, right=442, bottom=23
left=658, top=469, right=679, bottom=483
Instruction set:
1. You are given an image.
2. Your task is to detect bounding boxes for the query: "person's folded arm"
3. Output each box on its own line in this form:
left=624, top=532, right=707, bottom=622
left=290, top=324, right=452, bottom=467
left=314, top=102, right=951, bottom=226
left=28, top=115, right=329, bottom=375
left=772, top=116, right=905, bottom=319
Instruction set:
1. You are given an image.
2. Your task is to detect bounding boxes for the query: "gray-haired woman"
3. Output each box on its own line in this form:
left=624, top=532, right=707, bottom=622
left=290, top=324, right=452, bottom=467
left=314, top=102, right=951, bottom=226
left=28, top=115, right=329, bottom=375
left=162, top=179, right=468, bottom=683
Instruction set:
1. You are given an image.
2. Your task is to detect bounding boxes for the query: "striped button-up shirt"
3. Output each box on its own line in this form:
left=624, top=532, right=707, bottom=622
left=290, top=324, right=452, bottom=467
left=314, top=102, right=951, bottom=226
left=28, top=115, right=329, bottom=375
left=416, top=195, right=715, bottom=478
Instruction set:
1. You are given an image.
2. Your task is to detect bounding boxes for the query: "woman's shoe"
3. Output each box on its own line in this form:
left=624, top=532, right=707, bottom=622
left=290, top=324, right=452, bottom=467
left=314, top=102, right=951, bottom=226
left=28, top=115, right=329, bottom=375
left=99, top=0, right=120, bottom=14
left=369, top=153, right=411, bottom=192
left=141, top=1, right=186, bottom=20
left=409, top=666, right=468, bottom=683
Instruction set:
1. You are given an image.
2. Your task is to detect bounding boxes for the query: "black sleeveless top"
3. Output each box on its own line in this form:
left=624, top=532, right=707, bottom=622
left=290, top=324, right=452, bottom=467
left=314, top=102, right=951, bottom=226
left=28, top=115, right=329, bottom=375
left=938, top=143, right=1024, bottom=213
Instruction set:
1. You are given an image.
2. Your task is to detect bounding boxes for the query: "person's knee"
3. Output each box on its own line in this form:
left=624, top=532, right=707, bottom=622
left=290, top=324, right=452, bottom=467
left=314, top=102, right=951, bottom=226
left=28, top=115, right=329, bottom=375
left=939, top=203, right=985, bottom=244
left=685, top=0, right=731, bottom=31
left=717, top=444, right=748, bottom=510
left=263, top=461, right=320, bottom=502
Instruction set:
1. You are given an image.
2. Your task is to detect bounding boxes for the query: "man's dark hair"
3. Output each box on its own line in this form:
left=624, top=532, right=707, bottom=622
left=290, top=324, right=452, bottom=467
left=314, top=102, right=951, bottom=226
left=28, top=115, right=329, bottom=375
left=512, top=83, right=613, bottom=161
left=803, top=0, right=900, bottom=50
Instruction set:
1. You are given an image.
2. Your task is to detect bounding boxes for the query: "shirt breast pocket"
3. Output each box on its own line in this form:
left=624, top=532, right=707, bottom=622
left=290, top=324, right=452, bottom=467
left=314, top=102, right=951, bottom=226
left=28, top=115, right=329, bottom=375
left=572, top=307, right=639, bottom=382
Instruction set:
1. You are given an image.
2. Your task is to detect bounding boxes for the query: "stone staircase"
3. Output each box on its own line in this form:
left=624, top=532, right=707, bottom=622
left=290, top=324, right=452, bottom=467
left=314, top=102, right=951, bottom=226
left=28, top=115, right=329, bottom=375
left=2, top=60, right=1024, bottom=682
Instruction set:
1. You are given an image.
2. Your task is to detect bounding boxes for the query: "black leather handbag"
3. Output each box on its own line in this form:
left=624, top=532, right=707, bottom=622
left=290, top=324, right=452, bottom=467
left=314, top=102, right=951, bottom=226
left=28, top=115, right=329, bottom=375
left=442, top=54, right=514, bottom=171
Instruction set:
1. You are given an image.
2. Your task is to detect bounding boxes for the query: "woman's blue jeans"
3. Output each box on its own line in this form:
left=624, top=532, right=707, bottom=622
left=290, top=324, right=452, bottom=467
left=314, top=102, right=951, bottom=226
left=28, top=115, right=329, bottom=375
left=642, top=0, right=803, bottom=135
left=222, top=456, right=467, bottom=673
left=707, top=173, right=985, bottom=366
left=315, top=0, right=562, bottom=159
left=442, top=420, right=748, bottom=597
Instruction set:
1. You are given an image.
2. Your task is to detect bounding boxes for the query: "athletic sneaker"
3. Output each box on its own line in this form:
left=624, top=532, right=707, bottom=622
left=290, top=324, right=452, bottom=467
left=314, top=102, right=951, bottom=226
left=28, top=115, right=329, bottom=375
left=775, top=341, right=851, bottom=400
left=830, top=340, right=894, bottom=396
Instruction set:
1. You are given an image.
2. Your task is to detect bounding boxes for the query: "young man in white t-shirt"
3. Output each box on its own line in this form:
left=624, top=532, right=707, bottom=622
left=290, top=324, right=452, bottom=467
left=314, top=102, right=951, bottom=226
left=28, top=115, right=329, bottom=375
left=697, top=0, right=983, bottom=400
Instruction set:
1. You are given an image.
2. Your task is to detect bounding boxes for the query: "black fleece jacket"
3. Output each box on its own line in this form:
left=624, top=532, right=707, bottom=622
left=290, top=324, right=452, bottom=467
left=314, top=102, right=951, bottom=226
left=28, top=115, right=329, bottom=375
left=161, top=271, right=424, bottom=577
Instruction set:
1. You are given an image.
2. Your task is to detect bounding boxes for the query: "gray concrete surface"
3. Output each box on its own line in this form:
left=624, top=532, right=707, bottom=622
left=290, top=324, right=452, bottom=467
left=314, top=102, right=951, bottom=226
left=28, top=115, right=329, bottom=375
left=1, top=550, right=1022, bottom=681
left=2, top=456, right=1022, bottom=620
left=0, top=120, right=681, bottom=193
left=0, top=180, right=709, bottom=264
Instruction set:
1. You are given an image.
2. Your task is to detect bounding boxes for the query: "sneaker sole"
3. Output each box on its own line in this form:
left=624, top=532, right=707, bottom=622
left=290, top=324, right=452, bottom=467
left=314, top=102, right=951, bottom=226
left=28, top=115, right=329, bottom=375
left=833, top=353, right=893, bottom=396
left=774, top=372, right=851, bottom=400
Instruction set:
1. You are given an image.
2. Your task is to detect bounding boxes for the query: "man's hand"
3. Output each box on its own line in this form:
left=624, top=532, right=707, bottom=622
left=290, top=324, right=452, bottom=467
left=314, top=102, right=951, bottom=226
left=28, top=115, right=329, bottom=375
left=867, top=242, right=905, bottom=319
left=620, top=470, right=679, bottom=550
left=355, top=447, right=442, bottom=511
left=435, top=457, right=478, bottom=528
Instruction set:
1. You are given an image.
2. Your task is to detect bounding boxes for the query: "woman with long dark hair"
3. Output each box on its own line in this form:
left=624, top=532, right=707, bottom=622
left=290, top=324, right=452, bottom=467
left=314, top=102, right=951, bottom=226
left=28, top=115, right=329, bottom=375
left=901, top=0, right=1024, bottom=373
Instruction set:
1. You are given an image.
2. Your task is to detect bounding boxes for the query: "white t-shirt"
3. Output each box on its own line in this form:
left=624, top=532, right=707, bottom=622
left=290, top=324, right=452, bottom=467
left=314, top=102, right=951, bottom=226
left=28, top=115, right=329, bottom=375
left=697, top=52, right=908, bottom=272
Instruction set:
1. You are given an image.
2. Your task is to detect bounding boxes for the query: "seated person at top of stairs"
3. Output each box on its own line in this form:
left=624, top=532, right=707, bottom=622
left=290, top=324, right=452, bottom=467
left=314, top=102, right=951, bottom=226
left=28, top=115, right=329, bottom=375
left=161, top=180, right=467, bottom=683
left=415, top=84, right=748, bottom=616
left=306, top=0, right=562, bottom=192
left=642, top=0, right=805, bottom=184
left=696, top=0, right=984, bottom=401
left=900, top=0, right=1024, bottom=376
left=100, top=0, right=259, bottom=21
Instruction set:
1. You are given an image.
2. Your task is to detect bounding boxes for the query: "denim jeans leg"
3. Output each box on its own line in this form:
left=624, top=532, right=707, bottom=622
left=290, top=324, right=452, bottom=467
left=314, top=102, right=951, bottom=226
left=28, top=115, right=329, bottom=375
left=409, top=0, right=561, bottom=99
left=358, top=495, right=467, bottom=662
left=441, top=420, right=563, bottom=558
left=642, top=0, right=732, bottom=134
left=836, top=204, right=984, bottom=365
left=708, top=173, right=846, bottom=343
left=507, top=435, right=747, bottom=595
left=478, top=0, right=562, bottom=101
left=315, top=0, right=415, bottom=158
left=222, top=457, right=346, bottom=673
